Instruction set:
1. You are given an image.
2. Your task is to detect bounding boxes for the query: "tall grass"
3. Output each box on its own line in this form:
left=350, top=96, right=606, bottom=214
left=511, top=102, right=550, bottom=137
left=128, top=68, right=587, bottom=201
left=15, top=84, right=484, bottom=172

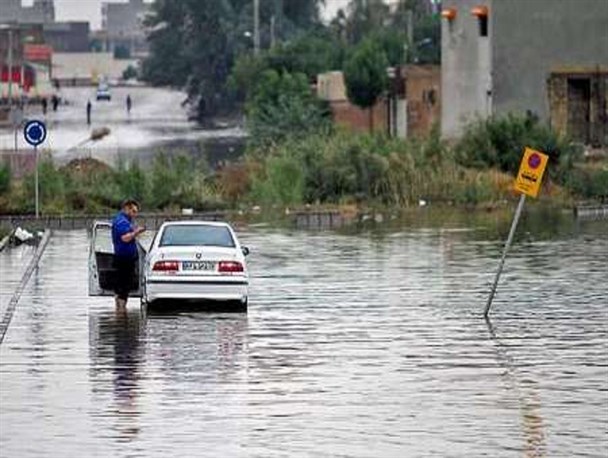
left=245, top=126, right=515, bottom=207
left=0, top=154, right=224, bottom=215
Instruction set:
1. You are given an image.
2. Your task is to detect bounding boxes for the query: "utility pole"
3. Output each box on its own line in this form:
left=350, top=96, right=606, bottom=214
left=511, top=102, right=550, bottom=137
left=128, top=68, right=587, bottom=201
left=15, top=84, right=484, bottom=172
left=8, top=29, right=14, bottom=113
left=270, top=15, right=276, bottom=48
left=253, top=0, right=260, bottom=55
left=406, top=10, right=414, bottom=63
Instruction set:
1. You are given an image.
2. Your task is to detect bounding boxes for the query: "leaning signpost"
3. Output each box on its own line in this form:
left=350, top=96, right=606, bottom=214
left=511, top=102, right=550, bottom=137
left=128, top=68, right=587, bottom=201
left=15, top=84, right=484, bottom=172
left=23, top=120, right=47, bottom=219
left=484, top=147, right=549, bottom=318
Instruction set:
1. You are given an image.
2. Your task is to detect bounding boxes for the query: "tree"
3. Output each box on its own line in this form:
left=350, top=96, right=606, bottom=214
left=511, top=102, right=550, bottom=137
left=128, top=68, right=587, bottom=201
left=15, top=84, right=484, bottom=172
left=142, top=0, right=325, bottom=121
left=246, top=70, right=330, bottom=146
left=344, top=0, right=390, bottom=45
left=343, top=39, right=389, bottom=132
left=122, top=65, right=138, bottom=81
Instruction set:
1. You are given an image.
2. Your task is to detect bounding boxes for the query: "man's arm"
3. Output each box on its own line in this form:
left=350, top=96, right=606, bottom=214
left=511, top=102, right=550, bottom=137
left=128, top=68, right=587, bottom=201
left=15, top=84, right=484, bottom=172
left=120, top=226, right=145, bottom=243
left=116, top=219, right=145, bottom=243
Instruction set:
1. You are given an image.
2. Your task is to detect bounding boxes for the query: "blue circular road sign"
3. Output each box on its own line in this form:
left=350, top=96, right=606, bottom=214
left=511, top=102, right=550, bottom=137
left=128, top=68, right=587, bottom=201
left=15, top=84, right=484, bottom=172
left=23, top=120, right=47, bottom=147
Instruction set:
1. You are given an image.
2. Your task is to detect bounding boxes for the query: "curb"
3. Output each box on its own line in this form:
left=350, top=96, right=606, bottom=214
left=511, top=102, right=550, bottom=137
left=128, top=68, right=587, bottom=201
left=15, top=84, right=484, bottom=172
left=0, top=231, right=52, bottom=345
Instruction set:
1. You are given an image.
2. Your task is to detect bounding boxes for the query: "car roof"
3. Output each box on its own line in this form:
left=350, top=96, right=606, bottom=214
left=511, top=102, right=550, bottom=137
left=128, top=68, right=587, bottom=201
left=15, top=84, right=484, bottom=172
left=159, top=220, right=232, bottom=229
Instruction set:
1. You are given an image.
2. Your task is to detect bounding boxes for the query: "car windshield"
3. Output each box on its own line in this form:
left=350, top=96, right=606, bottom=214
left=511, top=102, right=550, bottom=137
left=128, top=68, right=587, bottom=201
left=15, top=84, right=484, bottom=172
left=159, top=225, right=235, bottom=248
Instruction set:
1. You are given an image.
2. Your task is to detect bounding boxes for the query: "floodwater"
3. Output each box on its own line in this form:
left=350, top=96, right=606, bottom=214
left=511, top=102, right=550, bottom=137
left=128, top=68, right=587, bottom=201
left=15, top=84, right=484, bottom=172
left=0, top=214, right=607, bottom=457
left=0, top=86, right=245, bottom=168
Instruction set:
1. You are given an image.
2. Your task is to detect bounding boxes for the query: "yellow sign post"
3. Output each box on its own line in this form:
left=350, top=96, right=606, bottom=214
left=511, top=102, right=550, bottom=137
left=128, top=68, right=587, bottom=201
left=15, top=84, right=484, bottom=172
left=514, top=147, right=549, bottom=198
left=484, top=147, right=549, bottom=318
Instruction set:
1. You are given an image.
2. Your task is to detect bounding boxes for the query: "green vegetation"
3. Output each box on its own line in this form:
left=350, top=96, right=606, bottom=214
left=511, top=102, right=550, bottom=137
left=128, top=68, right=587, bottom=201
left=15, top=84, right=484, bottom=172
left=245, top=127, right=514, bottom=208
left=454, top=114, right=581, bottom=180
left=143, top=0, right=440, bottom=121
left=0, top=163, right=10, bottom=195
left=0, top=155, right=222, bottom=215
left=245, top=69, right=331, bottom=147
left=122, top=65, right=138, bottom=81
left=343, top=39, right=389, bottom=130
left=1, top=115, right=604, bottom=216
left=142, top=0, right=325, bottom=120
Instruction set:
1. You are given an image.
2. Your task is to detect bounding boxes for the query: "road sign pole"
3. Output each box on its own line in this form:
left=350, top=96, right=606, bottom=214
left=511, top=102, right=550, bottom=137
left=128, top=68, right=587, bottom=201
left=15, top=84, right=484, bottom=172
left=35, top=144, right=39, bottom=219
left=22, top=119, right=47, bottom=219
left=484, top=193, right=526, bottom=318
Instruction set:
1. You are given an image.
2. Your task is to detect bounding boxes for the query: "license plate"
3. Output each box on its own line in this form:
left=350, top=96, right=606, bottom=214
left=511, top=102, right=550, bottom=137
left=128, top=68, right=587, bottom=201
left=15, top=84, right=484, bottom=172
left=182, top=261, right=215, bottom=271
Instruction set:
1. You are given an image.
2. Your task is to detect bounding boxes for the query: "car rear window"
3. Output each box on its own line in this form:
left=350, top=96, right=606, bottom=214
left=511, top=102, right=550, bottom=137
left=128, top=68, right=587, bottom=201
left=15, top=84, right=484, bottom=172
left=159, top=225, right=235, bottom=248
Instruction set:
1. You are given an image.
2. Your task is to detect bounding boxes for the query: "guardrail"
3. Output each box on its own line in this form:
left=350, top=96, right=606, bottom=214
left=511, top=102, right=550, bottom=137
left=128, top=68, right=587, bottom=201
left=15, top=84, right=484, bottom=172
left=574, top=204, right=608, bottom=221
left=0, top=230, right=52, bottom=345
left=0, top=212, right=228, bottom=231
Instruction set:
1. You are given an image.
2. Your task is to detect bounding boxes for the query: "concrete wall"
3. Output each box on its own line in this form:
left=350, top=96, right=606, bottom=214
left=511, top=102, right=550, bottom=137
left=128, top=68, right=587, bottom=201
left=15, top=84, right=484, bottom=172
left=52, top=53, right=137, bottom=84
left=441, top=0, right=492, bottom=138
left=442, top=0, right=608, bottom=138
left=491, top=0, right=608, bottom=122
left=317, top=71, right=347, bottom=102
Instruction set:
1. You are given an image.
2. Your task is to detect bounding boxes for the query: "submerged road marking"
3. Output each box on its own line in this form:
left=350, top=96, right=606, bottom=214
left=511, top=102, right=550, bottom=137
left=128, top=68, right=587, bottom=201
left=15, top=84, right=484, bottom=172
left=0, top=231, right=52, bottom=345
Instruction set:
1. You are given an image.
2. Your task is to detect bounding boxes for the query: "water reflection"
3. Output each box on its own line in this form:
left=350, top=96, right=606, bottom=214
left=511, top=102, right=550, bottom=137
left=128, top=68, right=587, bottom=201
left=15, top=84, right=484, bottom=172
left=145, top=310, right=249, bottom=380
left=88, top=306, right=146, bottom=443
left=486, top=318, right=546, bottom=458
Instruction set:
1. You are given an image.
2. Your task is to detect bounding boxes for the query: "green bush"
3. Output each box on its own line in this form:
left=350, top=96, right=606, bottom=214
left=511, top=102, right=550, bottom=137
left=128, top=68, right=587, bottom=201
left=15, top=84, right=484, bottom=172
left=566, top=167, right=608, bottom=200
left=454, top=114, right=581, bottom=180
left=0, top=163, right=10, bottom=195
left=6, top=154, right=223, bottom=215
left=246, top=128, right=513, bottom=208
left=246, top=69, right=331, bottom=146
left=250, top=155, right=304, bottom=205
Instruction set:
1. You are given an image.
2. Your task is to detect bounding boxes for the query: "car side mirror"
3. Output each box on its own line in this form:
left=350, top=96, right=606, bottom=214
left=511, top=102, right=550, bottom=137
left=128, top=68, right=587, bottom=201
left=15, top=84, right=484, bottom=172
left=241, top=246, right=250, bottom=256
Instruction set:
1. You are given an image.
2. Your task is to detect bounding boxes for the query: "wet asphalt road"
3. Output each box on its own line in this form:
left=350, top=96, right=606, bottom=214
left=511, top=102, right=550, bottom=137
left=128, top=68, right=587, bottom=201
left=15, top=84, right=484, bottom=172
left=0, top=86, right=245, bottom=167
left=0, top=219, right=607, bottom=457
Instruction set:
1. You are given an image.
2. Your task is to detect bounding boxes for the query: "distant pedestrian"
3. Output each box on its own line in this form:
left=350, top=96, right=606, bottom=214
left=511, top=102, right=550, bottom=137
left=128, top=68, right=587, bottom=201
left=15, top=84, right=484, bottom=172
left=126, top=94, right=132, bottom=115
left=41, top=98, right=48, bottom=115
left=111, top=199, right=145, bottom=308
left=51, top=94, right=59, bottom=112
left=86, top=99, right=92, bottom=125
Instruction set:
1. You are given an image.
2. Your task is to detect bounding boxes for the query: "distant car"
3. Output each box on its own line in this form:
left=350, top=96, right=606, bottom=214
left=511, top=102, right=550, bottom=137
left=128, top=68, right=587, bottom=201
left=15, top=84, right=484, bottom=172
left=96, top=84, right=111, bottom=101
left=143, top=221, right=249, bottom=309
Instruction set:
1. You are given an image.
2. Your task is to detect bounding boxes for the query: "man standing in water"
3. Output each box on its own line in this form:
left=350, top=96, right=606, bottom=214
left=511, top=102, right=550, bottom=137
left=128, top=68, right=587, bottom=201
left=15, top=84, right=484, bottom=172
left=126, top=94, right=132, bottom=115
left=86, top=99, right=92, bottom=125
left=112, top=199, right=145, bottom=308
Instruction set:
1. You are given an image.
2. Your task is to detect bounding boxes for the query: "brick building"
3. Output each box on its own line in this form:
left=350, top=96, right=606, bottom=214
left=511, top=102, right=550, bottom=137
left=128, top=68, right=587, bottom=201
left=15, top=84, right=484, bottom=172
left=317, top=65, right=440, bottom=138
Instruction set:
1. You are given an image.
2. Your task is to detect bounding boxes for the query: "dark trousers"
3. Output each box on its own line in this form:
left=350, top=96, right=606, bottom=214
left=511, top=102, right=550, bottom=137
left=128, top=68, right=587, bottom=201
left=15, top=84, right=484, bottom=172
left=113, top=256, right=137, bottom=300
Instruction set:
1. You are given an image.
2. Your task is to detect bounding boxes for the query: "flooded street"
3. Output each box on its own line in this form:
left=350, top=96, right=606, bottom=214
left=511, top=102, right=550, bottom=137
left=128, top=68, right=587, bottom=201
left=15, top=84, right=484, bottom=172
left=0, top=216, right=607, bottom=457
left=0, top=86, right=245, bottom=167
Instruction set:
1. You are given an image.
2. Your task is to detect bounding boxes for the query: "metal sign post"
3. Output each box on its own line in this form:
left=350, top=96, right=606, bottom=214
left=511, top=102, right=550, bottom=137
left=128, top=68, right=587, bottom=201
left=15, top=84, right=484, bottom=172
left=484, top=193, right=526, bottom=317
left=484, top=147, right=549, bottom=318
left=23, top=120, right=47, bottom=219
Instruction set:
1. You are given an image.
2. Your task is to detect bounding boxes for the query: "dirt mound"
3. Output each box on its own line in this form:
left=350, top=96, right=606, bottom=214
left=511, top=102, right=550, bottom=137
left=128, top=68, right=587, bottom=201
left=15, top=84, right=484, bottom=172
left=62, top=158, right=112, bottom=175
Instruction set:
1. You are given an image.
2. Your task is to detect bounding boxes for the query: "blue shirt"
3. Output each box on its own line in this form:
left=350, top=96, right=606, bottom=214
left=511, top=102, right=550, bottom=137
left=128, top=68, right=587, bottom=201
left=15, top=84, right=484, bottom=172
left=112, top=211, right=137, bottom=259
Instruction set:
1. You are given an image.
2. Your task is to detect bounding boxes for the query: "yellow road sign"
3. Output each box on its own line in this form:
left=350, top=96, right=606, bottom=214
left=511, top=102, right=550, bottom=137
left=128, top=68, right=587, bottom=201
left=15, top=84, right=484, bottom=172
left=514, top=147, right=549, bottom=198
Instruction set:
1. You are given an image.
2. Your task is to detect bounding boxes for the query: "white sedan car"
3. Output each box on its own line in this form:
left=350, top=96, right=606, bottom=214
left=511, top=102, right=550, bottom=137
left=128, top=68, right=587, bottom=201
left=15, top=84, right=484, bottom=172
left=143, top=221, right=249, bottom=309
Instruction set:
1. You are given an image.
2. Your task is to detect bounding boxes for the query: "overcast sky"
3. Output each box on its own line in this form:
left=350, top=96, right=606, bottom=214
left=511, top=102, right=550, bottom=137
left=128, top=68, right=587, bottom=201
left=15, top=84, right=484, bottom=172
left=21, top=0, right=351, bottom=31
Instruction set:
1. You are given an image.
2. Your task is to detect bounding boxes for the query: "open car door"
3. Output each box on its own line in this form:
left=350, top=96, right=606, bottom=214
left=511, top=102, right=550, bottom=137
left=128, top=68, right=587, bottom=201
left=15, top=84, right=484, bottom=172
left=88, top=221, right=145, bottom=297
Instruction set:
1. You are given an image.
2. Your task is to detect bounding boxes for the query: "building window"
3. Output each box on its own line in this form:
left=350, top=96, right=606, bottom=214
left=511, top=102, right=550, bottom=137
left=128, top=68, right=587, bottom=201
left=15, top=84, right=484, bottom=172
left=471, top=6, right=489, bottom=37
left=423, top=89, right=437, bottom=106
left=479, top=16, right=488, bottom=37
